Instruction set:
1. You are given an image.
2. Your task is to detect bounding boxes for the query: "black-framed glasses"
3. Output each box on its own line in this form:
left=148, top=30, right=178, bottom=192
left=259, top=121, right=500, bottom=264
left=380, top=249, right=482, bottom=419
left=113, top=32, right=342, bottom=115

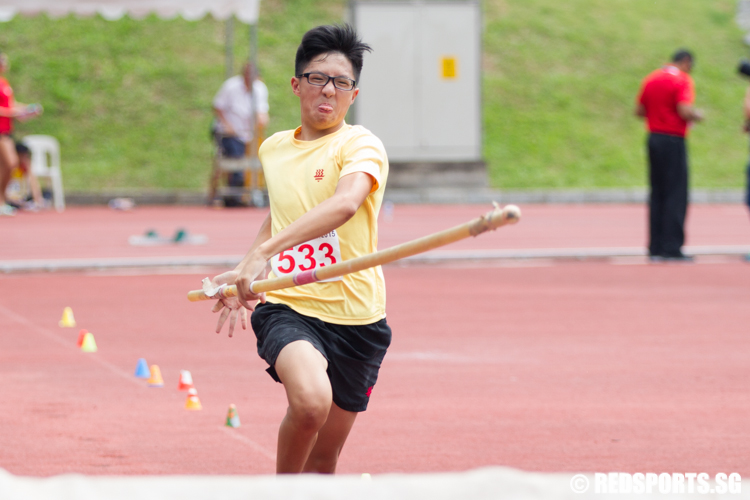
left=297, top=72, right=356, bottom=91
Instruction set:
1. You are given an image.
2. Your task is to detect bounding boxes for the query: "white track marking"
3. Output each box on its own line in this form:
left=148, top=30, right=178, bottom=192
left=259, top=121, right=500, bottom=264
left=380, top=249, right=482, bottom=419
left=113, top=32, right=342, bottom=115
left=219, top=427, right=276, bottom=461
left=2, top=245, right=750, bottom=273
left=0, top=303, right=141, bottom=384
left=0, top=303, right=275, bottom=460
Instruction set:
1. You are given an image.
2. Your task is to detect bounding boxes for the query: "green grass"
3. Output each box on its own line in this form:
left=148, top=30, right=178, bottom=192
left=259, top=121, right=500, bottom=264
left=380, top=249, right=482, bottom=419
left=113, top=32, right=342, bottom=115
left=483, top=0, right=749, bottom=189
left=1, top=0, right=748, bottom=191
left=1, top=0, right=344, bottom=191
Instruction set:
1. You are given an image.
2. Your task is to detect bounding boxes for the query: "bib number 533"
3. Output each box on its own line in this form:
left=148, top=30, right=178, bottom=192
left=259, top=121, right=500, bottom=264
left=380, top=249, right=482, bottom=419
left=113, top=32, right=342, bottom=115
left=271, top=230, right=343, bottom=282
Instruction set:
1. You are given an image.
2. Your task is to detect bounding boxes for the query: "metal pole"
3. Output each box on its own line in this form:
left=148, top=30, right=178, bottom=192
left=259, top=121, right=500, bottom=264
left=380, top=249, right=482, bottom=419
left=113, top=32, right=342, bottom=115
left=248, top=22, right=264, bottom=206
left=225, top=17, right=234, bottom=79
left=249, top=22, right=258, bottom=67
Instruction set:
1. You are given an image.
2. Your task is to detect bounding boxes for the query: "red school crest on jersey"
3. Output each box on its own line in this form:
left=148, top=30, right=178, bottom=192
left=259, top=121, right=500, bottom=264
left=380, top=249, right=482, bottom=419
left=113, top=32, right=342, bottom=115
left=314, top=169, right=325, bottom=182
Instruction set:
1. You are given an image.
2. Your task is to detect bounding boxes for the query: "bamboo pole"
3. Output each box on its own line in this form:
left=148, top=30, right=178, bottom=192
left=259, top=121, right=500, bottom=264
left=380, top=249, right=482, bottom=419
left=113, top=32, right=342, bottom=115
left=187, top=204, right=520, bottom=302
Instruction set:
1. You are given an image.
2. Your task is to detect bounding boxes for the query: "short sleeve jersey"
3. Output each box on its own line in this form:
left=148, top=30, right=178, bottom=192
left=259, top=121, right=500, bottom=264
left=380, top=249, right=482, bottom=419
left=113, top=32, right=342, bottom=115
left=0, top=77, right=14, bottom=134
left=637, top=65, right=694, bottom=137
left=212, top=76, right=269, bottom=143
left=259, top=123, right=388, bottom=325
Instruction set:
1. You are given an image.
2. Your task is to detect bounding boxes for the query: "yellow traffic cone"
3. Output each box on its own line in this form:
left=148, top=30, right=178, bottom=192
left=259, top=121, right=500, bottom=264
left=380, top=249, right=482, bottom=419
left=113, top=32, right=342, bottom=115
left=185, top=388, right=202, bottom=410
left=148, top=365, right=164, bottom=387
left=58, top=307, right=76, bottom=327
left=80, top=332, right=97, bottom=353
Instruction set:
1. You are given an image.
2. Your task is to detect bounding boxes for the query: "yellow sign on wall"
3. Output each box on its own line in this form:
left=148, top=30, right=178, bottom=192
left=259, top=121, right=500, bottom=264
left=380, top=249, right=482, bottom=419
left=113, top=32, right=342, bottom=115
left=441, top=56, right=457, bottom=79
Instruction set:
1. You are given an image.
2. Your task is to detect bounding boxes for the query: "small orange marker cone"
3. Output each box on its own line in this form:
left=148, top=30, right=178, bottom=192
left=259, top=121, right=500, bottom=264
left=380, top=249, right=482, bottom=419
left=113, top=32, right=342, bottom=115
left=177, top=370, right=194, bottom=391
left=59, top=307, right=76, bottom=327
left=185, top=388, right=202, bottom=410
left=80, top=332, right=97, bottom=353
left=225, top=404, right=240, bottom=428
left=147, top=365, right=164, bottom=387
left=76, top=329, right=88, bottom=347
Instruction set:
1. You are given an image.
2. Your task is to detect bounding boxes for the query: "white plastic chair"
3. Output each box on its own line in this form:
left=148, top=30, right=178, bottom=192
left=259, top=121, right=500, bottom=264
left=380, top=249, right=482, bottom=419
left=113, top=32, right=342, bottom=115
left=22, top=134, right=65, bottom=212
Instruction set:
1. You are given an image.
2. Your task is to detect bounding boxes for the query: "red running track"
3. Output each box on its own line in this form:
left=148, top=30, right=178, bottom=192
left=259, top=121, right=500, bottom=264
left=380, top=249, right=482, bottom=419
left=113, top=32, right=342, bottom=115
left=1, top=262, right=749, bottom=476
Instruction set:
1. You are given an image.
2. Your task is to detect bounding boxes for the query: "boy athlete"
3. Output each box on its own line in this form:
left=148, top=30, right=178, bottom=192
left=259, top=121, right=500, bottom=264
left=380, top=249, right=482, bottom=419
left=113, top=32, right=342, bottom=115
left=210, top=24, right=391, bottom=474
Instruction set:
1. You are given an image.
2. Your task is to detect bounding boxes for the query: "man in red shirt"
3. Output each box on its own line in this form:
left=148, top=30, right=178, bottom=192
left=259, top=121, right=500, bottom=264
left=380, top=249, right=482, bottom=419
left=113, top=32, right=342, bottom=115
left=636, top=49, right=704, bottom=261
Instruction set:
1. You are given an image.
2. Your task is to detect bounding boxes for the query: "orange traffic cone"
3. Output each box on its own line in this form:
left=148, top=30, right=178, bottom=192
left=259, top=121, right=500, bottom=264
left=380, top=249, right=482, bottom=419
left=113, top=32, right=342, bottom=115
left=80, top=332, right=98, bottom=353
left=177, top=370, right=194, bottom=391
left=77, top=329, right=88, bottom=347
left=147, top=365, right=164, bottom=387
left=225, top=404, right=240, bottom=428
left=59, top=307, right=76, bottom=327
left=185, top=388, right=202, bottom=410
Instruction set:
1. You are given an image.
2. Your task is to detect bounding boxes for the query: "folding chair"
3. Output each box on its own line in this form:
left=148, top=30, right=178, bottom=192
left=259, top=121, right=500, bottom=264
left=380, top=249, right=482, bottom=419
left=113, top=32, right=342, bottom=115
left=22, top=134, right=65, bottom=212
left=208, top=126, right=266, bottom=207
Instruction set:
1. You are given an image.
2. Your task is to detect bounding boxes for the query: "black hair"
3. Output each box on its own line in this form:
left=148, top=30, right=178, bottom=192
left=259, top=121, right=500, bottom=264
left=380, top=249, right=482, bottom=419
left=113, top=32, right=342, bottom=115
left=672, top=49, right=694, bottom=64
left=295, top=24, right=372, bottom=82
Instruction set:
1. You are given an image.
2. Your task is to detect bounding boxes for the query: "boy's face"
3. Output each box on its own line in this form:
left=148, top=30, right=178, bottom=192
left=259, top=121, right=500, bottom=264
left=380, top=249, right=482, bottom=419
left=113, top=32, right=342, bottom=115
left=292, top=52, right=359, bottom=138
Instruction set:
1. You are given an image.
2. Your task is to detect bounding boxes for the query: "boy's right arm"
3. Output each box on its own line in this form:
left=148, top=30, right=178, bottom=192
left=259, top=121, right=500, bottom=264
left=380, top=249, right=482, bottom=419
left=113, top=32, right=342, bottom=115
left=210, top=212, right=273, bottom=336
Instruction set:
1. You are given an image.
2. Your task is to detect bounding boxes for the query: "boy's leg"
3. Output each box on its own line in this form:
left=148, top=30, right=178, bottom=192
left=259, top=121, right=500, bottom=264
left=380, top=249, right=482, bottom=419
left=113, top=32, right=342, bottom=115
left=273, top=340, right=333, bottom=473
left=302, top=402, right=357, bottom=473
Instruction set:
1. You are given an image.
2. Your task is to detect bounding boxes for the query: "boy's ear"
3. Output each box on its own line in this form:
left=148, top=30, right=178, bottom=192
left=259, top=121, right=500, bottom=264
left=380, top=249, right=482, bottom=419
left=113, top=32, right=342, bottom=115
left=291, top=76, right=301, bottom=97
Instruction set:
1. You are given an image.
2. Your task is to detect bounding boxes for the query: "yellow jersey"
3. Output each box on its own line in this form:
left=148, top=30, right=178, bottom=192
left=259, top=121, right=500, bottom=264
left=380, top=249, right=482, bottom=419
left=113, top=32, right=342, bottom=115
left=259, top=123, right=389, bottom=325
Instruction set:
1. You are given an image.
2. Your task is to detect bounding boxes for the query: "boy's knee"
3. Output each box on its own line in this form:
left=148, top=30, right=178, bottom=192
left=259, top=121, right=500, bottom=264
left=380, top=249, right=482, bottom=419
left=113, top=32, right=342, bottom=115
left=288, top=394, right=330, bottom=433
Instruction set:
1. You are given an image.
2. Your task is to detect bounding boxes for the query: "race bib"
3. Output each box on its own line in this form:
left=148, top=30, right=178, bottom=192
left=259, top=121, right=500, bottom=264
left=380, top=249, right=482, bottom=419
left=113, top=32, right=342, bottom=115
left=270, top=230, right=343, bottom=283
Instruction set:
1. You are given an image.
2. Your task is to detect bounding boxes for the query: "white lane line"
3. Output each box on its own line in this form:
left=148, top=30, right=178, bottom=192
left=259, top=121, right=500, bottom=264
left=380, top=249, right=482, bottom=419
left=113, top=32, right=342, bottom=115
left=219, top=426, right=276, bottom=462
left=0, top=303, right=276, bottom=460
left=2, top=245, right=749, bottom=273
left=0, top=303, right=141, bottom=385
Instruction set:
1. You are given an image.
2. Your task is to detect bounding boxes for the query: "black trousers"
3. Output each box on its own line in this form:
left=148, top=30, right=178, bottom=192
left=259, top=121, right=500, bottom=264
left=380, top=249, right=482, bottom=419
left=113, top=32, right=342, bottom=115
left=647, top=133, right=688, bottom=257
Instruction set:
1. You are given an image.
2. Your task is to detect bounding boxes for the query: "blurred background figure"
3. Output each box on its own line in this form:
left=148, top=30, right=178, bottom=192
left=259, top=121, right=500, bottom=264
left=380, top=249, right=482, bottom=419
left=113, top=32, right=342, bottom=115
left=13, top=140, right=45, bottom=211
left=635, top=49, right=703, bottom=262
left=0, top=51, right=43, bottom=216
left=741, top=61, right=750, bottom=261
left=212, top=62, right=269, bottom=205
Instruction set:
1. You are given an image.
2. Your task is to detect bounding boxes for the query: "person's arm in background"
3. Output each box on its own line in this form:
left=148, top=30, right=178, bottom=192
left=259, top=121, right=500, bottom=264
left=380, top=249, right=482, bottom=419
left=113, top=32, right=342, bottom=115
left=677, top=77, right=703, bottom=123
left=635, top=79, right=647, bottom=119
left=0, top=103, right=31, bottom=118
left=743, top=86, right=750, bottom=132
left=677, top=102, right=704, bottom=123
left=213, top=107, right=236, bottom=137
left=212, top=79, right=237, bottom=137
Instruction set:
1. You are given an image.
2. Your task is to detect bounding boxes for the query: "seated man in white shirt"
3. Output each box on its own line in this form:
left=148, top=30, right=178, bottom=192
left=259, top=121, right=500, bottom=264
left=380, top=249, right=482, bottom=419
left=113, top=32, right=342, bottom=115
left=212, top=63, right=270, bottom=202
left=214, top=62, right=270, bottom=155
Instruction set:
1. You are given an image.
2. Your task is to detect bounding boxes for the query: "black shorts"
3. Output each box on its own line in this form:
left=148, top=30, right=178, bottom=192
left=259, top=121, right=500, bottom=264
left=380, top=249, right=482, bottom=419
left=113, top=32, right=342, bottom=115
left=251, top=302, right=391, bottom=412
